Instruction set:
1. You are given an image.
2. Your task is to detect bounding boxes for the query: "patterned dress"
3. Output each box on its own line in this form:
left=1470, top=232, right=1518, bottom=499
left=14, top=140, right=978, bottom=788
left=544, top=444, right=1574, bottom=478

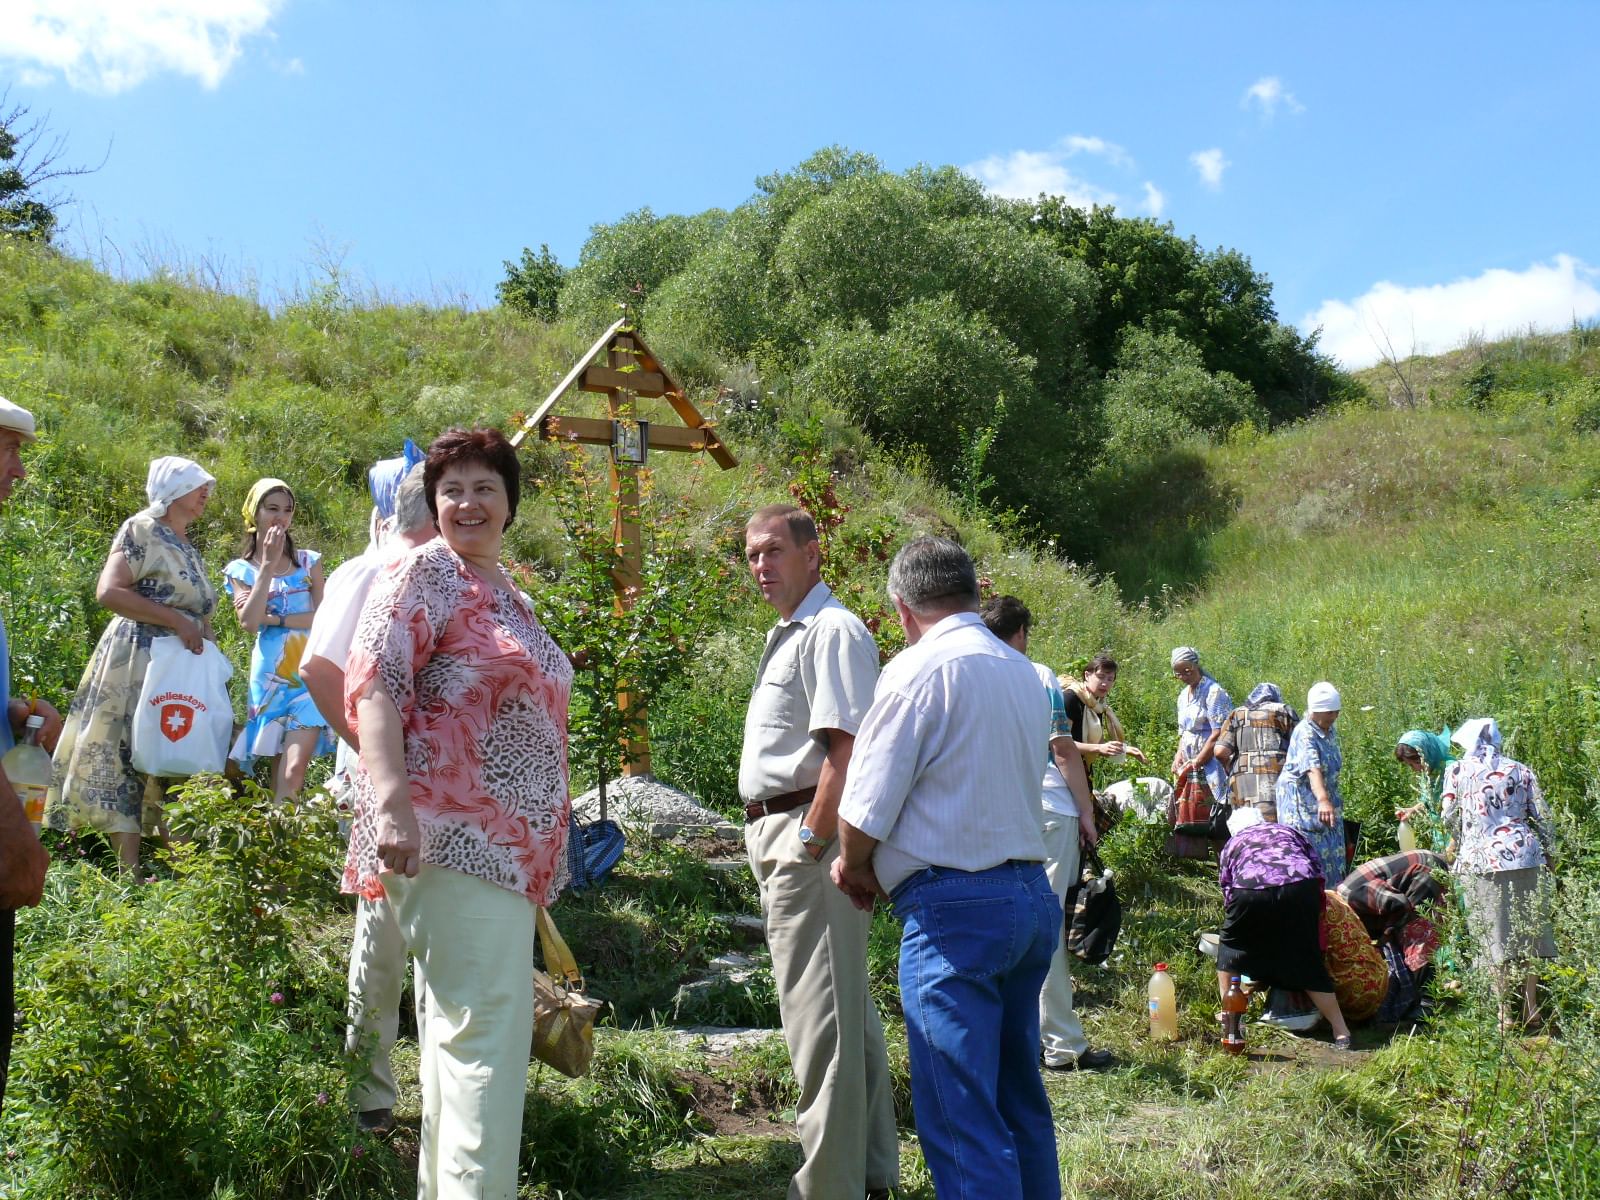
left=223, top=550, right=334, bottom=769
left=1215, top=701, right=1298, bottom=808
left=1276, top=718, right=1347, bottom=884
left=341, top=539, right=574, bottom=906
left=1171, top=674, right=1232, bottom=858
left=46, top=514, right=218, bottom=836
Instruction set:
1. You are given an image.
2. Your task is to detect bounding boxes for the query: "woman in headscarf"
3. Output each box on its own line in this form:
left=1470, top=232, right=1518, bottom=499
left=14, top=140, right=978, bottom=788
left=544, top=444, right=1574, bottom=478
left=1216, top=805, right=1354, bottom=1049
left=1214, top=682, right=1299, bottom=812
left=1441, top=717, right=1556, bottom=1030
left=1169, top=646, right=1232, bottom=858
left=1060, top=652, right=1147, bottom=789
left=223, top=478, right=334, bottom=799
left=1275, top=682, right=1348, bottom=884
left=46, top=456, right=219, bottom=869
left=1394, top=727, right=1455, bottom=849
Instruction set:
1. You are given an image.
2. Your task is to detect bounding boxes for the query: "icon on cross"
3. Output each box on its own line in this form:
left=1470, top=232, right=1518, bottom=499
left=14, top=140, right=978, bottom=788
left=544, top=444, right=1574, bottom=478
left=165, top=710, right=188, bottom=734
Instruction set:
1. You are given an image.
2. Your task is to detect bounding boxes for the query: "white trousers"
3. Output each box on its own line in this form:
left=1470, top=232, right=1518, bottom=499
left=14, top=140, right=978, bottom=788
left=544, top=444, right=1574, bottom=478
left=383, top=866, right=536, bottom=1200
left=345, top=894, right=424, bottom=1112
left=1039, top=816, right=1090, bottom=1065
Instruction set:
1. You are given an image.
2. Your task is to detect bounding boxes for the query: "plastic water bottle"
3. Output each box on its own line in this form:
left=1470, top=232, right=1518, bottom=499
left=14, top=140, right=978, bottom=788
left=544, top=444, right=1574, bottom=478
left=3, top=714, right=51, bottom=832
left=1149, top=963, right=1178, bottom=1041
left=1221, top=974, right=1247, bottom=1055
left=1397, top=818, right=1418, bottom=853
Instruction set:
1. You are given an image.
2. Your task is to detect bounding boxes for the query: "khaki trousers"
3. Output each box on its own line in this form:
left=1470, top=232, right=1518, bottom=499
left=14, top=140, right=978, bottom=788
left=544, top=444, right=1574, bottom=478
left=746, top=805, right=899, bottom=1199
left=1039, top=816, right=1090, bottom=1066
left=345, top=893, right=425, bottom=1112
left=384, top=866, right=535, bottom=1200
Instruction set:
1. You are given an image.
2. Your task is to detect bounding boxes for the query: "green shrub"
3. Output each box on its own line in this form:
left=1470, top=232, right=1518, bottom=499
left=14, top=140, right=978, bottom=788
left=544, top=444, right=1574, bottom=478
left=2, top=779, right=407, bottom=1198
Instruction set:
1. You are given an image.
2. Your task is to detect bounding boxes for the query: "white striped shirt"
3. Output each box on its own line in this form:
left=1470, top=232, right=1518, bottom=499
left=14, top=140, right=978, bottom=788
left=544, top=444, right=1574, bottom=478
left=838, top=611, right=1051, bottom=895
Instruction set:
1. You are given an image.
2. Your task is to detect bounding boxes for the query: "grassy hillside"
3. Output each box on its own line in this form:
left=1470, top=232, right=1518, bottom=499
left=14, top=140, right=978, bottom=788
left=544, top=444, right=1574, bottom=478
left=3, top=239, right=1599, bottom=1198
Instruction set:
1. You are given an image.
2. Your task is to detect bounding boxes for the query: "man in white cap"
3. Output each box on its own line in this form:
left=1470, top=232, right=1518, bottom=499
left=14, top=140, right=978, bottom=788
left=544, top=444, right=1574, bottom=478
left=0, top=395, right=51, bottom=1118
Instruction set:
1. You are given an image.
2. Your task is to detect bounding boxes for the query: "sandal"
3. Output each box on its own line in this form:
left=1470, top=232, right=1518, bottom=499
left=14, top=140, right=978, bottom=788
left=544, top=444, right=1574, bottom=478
left=1331, top=1034, right=1353, bottom=1052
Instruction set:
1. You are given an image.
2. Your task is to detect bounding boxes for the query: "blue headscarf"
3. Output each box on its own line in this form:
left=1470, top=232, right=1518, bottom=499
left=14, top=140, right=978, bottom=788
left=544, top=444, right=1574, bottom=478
left=1247, top=682, right=1284, bottom=706
left=368, top=439, right=425, bottom=520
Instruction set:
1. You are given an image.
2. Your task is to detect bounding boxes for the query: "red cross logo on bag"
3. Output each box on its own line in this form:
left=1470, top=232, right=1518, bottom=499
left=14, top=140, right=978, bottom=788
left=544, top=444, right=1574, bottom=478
left=160, top=702, right=196, bottom=743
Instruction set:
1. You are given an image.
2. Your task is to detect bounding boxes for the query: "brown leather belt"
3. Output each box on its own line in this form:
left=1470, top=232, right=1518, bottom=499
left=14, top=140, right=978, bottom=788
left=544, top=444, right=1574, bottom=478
left=744, top=786, right=816, bottom=823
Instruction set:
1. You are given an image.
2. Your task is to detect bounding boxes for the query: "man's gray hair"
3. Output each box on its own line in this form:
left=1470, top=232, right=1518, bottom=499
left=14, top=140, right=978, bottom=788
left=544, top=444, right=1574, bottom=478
left=887, top=536, right=979, bottom=614
left=393, top=463, right=433, bottom=535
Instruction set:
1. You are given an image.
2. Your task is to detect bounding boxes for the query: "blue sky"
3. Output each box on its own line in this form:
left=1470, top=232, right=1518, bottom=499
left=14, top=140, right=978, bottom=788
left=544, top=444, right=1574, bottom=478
left=5, top=1, right=1598, bottom=367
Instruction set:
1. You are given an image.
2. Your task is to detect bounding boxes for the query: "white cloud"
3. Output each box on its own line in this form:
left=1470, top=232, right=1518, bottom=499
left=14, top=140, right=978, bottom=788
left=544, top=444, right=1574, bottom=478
left=1302, top=255, right=1600, bottom=369
left=0, top=0, right=284, bottom=93
left=964, top=148, right=1120, bottom=208
left=1140, top=181, right=1166, bottom=218
left=963, top=133, right=1144, bottom=211
left=1060, top=135, right=1133, bottom=169
left=1189, top=147, right=1229, bottom=190
left=1242, top=76, right=1304, bottom=117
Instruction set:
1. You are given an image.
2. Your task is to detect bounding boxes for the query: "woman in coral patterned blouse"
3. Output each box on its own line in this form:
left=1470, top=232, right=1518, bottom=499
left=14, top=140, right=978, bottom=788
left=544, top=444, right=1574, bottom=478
left=342, top=427, right=572, bottom=1200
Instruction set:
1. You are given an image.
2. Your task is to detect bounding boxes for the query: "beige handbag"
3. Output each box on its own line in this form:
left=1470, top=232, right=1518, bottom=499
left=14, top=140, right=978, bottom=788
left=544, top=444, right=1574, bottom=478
left=532, top=907, right=603, bottom=1078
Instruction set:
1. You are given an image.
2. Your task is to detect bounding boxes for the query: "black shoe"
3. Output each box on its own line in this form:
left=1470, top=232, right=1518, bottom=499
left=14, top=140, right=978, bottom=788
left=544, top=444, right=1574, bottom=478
left=356, top=1107, right=396, bottom=1135
left=1043, top=1047, right=1116, bottom=1072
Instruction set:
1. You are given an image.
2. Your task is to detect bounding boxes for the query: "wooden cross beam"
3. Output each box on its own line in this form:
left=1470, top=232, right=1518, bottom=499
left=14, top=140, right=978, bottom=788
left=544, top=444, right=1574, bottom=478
left=514, top=320, right=736, bottom=779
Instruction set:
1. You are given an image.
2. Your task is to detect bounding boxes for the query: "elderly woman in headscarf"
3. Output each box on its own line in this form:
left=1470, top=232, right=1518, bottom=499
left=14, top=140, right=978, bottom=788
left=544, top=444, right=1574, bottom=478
left=1442, top=717, right=1556, bottom=1030
left=1275, top=682, right=1348, bottom=884
left=1169, top=646, right=1233, bottom=858
left=1214, top=682, right=1299, bottom=812
left=223, top=477, right=334, bottom=799
left=46, top=456, right=219, bottom=869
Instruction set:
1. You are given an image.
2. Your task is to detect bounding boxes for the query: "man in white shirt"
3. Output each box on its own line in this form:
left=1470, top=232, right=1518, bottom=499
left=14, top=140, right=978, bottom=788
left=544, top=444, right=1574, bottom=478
left=981, top=596, right=1114, bottom=1073
left=302, top=464, right=433, bottom=1136
left=834, top=537, right=1061, bottom=1200
left=739, top=503, right=897, bottom=1200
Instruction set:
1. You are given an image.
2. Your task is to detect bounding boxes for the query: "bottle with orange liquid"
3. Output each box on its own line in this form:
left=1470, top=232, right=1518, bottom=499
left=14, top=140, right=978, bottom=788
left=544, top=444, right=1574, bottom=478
left=1148, top=963, right=1178, bottom=1040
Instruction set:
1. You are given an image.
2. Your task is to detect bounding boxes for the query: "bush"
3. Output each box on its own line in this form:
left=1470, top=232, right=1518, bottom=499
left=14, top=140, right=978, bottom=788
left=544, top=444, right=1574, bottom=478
left=1, top=779, right=408, bottom=1199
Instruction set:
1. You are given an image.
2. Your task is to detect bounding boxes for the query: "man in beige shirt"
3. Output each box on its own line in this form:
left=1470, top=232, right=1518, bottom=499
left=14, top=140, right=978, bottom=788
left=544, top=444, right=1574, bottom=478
left=740, top=504, right=897, bottom=1200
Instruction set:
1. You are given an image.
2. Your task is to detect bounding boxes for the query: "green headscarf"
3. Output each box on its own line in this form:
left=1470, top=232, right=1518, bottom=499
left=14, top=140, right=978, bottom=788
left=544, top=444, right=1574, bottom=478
left=1397, top=728, right=1453, bottom=772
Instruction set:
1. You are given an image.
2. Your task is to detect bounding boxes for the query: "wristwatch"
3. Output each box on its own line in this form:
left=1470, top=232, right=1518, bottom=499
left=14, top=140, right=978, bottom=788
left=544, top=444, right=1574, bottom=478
left=798, top=825, right=832, bottom=851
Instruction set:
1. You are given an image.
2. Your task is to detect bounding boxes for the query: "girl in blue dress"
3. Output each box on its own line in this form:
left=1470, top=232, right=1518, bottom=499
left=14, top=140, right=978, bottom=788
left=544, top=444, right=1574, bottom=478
left=1275, top=681, right=1347, bottom=883
left=224, top=478, right=334, bottom=799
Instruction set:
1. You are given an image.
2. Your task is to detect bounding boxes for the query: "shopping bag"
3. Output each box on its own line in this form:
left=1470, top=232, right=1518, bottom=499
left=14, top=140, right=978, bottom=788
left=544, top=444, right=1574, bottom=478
left=563, top=818, right=626, bottom=895
left=130, top=638, right=235, bottom=776
left=1063, top=849, right=1122, bottom=966
left=532, top=906, right=603, bottom=1078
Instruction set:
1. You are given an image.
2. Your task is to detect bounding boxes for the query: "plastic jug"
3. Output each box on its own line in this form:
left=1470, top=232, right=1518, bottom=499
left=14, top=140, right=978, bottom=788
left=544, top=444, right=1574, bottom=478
left=2, top=714, right=50, bottom=831
left=1148, top=963, right=1178, bottom=1040
left=1397, top=818, right=1418, bottom=853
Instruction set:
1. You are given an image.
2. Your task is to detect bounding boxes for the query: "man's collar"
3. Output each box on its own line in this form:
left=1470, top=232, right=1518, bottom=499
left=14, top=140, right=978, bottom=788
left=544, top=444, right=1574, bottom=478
left=776, top=580, right=833, bottom=627
left=921, top=609, right=983, bottom=641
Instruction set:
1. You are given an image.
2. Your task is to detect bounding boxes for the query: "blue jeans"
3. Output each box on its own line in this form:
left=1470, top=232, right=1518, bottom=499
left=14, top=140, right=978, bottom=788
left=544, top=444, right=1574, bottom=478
left=892, top=860, right=1061, bottom=1200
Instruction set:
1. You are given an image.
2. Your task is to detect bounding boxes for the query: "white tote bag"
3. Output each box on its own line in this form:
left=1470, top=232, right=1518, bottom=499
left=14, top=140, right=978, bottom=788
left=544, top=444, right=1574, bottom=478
left=130, top=637, right=235, bottom=777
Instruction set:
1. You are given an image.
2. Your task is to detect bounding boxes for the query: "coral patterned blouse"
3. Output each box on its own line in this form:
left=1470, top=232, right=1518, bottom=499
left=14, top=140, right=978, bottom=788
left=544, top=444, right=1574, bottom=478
left=340, top=539, right=574, bottom=905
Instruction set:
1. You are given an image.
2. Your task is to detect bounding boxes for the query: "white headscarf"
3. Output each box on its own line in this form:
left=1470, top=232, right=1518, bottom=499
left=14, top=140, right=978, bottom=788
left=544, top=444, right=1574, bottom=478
left=1452, top=716, right=1503, bottom=760
left=1170, top=646, right=1200, bottom=668
left=142, top=456, right=215, bottom=518
left=1306, top=681, right=1342, bottom=714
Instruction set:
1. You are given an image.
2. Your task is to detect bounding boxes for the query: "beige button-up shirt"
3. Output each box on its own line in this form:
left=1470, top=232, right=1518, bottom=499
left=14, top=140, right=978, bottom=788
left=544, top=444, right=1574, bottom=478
left=738, top=581, right=879, bottom=804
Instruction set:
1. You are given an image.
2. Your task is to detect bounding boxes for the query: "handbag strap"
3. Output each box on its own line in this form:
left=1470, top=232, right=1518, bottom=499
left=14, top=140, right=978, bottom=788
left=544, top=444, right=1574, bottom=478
left=536, top=906, right=584, bottom=990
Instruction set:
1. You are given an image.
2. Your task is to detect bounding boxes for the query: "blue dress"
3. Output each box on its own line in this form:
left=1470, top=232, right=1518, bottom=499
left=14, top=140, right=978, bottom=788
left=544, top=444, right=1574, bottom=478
left=222, top=550, right=334, bottom=769
left=1275, top=718, right=1346, bottom=883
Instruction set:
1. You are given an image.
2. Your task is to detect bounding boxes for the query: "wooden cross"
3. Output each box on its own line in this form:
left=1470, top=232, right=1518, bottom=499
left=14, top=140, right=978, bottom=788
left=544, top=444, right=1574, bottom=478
left=511, top=317, right=736, bottom=777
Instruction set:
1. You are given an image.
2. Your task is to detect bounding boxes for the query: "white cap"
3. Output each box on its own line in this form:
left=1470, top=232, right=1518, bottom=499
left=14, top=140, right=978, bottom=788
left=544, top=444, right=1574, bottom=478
left=1306, top=681, right=1342, bottom=713
left=0, top=396, right=37, bottom=442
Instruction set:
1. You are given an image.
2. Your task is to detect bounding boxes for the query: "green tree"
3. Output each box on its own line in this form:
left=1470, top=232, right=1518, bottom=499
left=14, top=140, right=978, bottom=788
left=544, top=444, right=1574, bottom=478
left=496, top=243, right=566, bottom=321
left=1, top=95, right=90, bottom=243
left=559, top=207, right=728, bottom=329
left=1101, top=328, right=1262, bottom=459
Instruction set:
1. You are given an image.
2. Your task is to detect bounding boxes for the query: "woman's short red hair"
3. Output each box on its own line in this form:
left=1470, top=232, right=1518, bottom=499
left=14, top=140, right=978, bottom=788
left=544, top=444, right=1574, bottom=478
left=423, top=427, right=521, bottom=525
